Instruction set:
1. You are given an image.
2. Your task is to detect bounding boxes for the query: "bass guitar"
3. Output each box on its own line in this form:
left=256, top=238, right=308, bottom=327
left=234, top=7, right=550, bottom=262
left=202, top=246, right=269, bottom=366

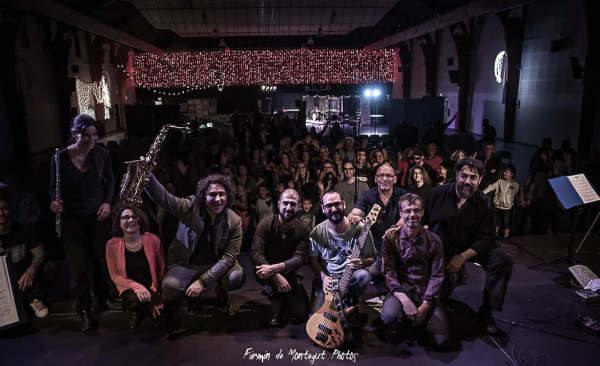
left=306, top=204, right=381, bottom=349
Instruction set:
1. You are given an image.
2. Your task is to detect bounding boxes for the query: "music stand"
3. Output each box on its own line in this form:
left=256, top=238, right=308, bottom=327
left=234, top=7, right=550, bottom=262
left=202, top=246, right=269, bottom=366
left=529, top=174, right=600, bottom=269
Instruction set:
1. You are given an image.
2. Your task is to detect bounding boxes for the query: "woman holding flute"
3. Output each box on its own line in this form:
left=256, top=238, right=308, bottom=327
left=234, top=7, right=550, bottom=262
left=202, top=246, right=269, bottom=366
left=49, top=114, right=117, bottom=332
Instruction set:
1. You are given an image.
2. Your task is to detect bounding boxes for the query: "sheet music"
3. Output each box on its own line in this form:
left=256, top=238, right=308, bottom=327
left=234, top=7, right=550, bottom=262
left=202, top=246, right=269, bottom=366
left=569, top=264, right=599, bottom=288
left=567, top=174, right=600, bottom=204
left=0, top=256, right=19, bottom=328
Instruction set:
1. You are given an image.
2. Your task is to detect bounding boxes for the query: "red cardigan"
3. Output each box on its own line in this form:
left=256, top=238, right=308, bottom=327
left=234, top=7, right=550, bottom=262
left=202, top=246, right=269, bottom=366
left=106, top=232, right=165, bottom=305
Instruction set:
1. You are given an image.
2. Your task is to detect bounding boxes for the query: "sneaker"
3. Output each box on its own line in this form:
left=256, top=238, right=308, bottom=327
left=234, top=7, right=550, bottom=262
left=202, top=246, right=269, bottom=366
left=30, top=299, right=49, bottom=318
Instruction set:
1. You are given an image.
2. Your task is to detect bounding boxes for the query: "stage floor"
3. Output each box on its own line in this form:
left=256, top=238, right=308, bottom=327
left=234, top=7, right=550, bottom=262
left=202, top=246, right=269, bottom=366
left=3, top=233, right=599, bottom=366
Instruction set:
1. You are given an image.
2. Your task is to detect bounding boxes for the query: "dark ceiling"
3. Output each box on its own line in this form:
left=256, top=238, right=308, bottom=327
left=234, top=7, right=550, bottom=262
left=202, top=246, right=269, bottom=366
left=53, top=0, right=475, bottom=50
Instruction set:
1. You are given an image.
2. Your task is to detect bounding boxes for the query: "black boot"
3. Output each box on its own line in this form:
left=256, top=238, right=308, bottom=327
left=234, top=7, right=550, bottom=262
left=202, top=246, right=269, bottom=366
left=128, top=311, right=142, bottom=329
left=268, top=298, right=283, bottom=326
left=80, top=310, right=95, bottom=332
left=186, top=297, right=203, bottom=315
left=478, top=306, right=499, bottom=334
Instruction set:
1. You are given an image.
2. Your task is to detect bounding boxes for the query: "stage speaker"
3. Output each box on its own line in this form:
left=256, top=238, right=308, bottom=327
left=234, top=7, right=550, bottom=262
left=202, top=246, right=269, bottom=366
left=570, top=57, right=584, bottom=79
left=448, top=70, right=459, bottom=84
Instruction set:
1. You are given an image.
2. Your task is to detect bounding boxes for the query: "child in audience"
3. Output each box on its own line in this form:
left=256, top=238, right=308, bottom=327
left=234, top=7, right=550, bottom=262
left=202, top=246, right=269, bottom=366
left=483, top=164, right=520, bottom=238
left=297, top=197, right=315, bottom=229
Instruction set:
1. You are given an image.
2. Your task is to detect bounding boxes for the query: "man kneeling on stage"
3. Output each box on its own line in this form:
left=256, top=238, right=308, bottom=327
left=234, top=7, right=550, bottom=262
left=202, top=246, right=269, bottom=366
left=145, top=174, right=244, bottom=314
left=308, top=190, right=376, bottom=322
left=381, top=193, right=450, bottom=348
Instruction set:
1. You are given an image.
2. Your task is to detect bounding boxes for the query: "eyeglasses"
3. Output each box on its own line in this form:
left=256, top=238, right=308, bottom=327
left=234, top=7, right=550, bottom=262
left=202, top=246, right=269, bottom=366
left=323, top=201, right=344, bottom=210
left=120, top=215, right=140, bottom=221
left=375, top=173, right=395, bottom=180
left=401, top=209, right=422, bottom=215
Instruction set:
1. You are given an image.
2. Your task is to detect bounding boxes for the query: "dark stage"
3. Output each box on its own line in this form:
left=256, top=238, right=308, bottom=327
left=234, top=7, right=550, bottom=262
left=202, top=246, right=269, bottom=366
left=2, top=233, right=600, bottom=366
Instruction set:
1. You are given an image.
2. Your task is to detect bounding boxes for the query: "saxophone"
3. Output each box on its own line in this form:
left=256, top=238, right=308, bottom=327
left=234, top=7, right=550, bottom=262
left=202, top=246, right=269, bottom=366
left=119, top=125, right=192, bottom=206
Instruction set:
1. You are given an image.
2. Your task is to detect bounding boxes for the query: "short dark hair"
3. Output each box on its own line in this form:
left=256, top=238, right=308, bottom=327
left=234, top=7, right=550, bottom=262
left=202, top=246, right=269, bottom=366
left=279, top=188, right=300, bottom=204
left=505, top=164, right=517, bottom=176
left=455, top=157, right=486, bottom=177
left=399, top=193, right=424, bottom=210
left=483, top=141, right=495, bottom=148
left=322, top=189, right=344, bottom=202
left=112, top=205, right=149, bottom=237
left=196, top=174, right=236, bottom=209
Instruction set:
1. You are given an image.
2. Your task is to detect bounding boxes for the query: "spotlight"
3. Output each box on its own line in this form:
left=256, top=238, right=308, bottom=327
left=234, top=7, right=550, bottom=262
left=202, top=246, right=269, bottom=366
left=273, top=86, right=277, bottom=91
left=364, top=89, right=372, bottom=97
left=372, top=89, right=381, bottom=97
left=262, top=85, right=266, bottom=90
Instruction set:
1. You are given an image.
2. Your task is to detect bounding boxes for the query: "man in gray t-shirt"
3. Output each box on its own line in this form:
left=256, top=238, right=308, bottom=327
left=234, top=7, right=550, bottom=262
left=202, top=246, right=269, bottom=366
left=308, top=190, right=376, bottom=315
left=334, top=161, right=369, bottom=215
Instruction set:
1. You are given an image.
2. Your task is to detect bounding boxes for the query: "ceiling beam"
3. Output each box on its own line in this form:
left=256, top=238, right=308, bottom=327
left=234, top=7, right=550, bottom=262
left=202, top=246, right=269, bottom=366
left=5, top=0, right=164, bottom=55
left=365, top=0, right=536, bottom=51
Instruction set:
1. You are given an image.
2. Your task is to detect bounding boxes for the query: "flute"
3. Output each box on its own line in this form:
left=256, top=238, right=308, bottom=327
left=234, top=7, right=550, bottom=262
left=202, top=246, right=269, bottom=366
left=54, top=148, right=61, bottom=237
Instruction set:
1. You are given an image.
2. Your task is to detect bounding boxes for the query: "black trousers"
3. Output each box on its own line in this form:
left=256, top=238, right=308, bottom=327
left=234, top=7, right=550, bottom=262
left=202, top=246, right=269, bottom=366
left=255, top=270, right=309, bottom=322
left=381, top=292, right=450, bottom=348
left=62, top=213, right=114, bottom=312
left=445, top=245, right=513, bottom=312
left=120, top=289, right=167, bottom=324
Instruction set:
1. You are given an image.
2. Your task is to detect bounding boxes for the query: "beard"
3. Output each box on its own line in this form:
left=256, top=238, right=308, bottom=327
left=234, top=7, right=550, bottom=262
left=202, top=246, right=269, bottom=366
left=404, top=217, right=420, bottom=228
left=325, top=210, right=344, bottom=224
left=280, top=210, right=297, bottom=222
left=456, top=181, right=476, bottom=200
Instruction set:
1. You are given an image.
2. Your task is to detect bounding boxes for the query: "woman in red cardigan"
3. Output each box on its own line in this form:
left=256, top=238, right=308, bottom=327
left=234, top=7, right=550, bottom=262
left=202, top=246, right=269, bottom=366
left=106, top=206, right=167, bottom=328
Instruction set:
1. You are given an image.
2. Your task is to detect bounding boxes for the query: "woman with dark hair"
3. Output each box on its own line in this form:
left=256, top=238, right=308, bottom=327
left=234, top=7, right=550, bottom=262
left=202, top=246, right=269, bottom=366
left=437, top=162, right=455, bottom=184
left=276, top=152, right=294, bottom=184
left=106, top=206, right=167, bottom=328
left=450, top=150, right=467, bottom=165
left=49, top=114, right=116, bottom=332
left=332, top=149, right=344, bottom=177
left=407, top=165, right=433, bottom=206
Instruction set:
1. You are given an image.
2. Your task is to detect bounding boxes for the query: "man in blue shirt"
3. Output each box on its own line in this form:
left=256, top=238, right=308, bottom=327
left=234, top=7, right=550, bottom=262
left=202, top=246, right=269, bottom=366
left=349, top=163, right=408, bottom=282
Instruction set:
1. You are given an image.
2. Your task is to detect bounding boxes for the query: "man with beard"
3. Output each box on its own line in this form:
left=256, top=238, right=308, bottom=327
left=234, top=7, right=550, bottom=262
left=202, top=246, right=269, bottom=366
left=381, top=193, right=450, bottom=348
left=145, top=173, right=245, bottom=314
left=334, top=161, right=369, bottom=215
left=423, top=158, right=513, bottom=334
left=251, top=189, right=311, bottom=325
left=349, top=164, right=408, bottom=281
left=308, top=190, right=376, bottom=317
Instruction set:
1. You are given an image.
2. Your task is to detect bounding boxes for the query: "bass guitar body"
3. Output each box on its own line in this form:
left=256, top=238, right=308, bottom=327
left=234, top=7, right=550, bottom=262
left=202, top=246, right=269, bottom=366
left=306, top=287, right=346, bottom=350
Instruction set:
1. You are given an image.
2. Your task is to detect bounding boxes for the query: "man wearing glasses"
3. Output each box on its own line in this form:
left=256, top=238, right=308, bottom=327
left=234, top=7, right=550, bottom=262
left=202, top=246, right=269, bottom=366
left=381, top=193, right=450, bottom=348
left=145, top=173, right=245, bottom=314
left=349, top=163, right=408, bottom=281
left=308, top=190, right=376, bottom=317
left=334, top=161, right=369, bottom=215
left=422, top=158, right=513, bottom=334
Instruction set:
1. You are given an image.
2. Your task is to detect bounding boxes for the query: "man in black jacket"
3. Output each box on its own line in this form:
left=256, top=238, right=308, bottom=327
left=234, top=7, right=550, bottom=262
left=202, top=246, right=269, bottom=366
left=251, top=189, right=310, bottom=325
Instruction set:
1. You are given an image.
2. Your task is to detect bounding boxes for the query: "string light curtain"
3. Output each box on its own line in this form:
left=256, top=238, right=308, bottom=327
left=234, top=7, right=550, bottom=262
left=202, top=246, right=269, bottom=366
left=132, top=49, right=394, bottom=88
left=76, top=76, right=112, bottom=119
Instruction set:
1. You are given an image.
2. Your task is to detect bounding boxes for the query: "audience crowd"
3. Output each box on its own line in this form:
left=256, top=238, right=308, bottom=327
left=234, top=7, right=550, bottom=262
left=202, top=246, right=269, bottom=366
left=0, top=111, right=598, bottom=336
